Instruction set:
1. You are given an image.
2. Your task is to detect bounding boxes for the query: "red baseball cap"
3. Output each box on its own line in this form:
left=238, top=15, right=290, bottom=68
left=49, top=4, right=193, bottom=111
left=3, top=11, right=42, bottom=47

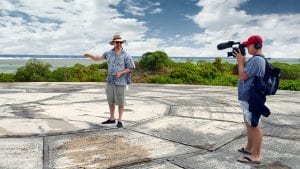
left=242, top=35, right=263, bottom=46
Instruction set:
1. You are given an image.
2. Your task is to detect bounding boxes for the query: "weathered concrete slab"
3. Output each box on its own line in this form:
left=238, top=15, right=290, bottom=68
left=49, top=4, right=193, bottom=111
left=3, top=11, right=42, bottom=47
left=131, top=116, right=244, bottom=150
left=261, top=94, right=300, bottom=140
left=262, top=120, right=300, bottom=140
left=47, top=129, right=199, bottom=169
left=0, top=84, right=168, bottom=137
left=263, top=113, right=300, bottom=128
left=0, top=137, right=43, bottom=169
left=266, top=90, right=300, bottom=120
left=169, top=136, right=300, bottom=169
left=128, top=84, right=239, bottom=106
left=0, top=83, right=299, bottom=168
left=0, top=93, right=62, bottom=104
left=0, top=89, right=26, bottom=93
left=170, top=106, right=243, bottom=123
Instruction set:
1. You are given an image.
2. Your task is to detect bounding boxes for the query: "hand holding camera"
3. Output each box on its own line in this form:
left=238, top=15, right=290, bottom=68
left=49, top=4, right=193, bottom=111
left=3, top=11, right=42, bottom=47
left=217, top=41, right=246, bottom=57
left=233, top=48, right=246, bottom=65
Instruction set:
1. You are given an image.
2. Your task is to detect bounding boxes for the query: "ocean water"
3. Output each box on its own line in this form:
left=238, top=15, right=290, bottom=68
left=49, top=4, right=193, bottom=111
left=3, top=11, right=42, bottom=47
left=0, top=58, right=98, bottom=73
left=0, top=55, right=100, bottom=73
left=0, top=54, right=299, bottom=73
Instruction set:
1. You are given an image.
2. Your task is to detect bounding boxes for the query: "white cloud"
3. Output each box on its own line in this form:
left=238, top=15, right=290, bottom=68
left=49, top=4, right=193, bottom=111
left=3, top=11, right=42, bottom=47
left=192, top=0, right=249, bottom=30
left=123, top=0, right=162, bottom=16
left=0, top=0, right=150, bottom=55
left=149, top=8, right=163, bottom=14
left=188, top=0, right=300, bottom=58
left=126, top=38, right=165, bottom=55
left=0, top=0, right=299, bottom=58
left=164, top=46, right=202, bottom=57
left=124, top=4, right=147, bottom=16
left=0, top=0, right=15, bottom=10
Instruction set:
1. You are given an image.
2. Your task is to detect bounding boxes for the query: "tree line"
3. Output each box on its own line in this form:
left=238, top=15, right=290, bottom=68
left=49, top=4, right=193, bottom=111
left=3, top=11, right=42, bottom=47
left=0, top=51, right=299, bottom=91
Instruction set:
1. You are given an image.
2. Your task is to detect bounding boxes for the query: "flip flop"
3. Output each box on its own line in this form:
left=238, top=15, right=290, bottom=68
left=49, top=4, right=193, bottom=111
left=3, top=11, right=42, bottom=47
left=237, top=147, right=252, bottom=155
left=237, top=156, right=261, bottom=164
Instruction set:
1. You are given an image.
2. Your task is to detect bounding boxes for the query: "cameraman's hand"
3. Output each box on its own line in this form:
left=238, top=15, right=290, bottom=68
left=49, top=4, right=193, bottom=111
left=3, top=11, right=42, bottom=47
left=233, top=49, right=245, bottom=65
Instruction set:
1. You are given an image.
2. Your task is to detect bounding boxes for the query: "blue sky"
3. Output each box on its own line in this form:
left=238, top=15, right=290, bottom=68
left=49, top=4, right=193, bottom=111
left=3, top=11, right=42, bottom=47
left=0, top=0, right=300, bottom=58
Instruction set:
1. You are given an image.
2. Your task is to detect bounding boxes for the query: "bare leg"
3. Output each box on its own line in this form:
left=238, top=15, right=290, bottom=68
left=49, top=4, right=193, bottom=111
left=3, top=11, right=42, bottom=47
left=249, top=125, right=263, bottom=160
left=109, top=104, right=115, bottom=120
left=118, top=105, right=124, bottom=121
left=239, top=122, right=262, bottom=162
left=245, top=121, right=253, bottom=153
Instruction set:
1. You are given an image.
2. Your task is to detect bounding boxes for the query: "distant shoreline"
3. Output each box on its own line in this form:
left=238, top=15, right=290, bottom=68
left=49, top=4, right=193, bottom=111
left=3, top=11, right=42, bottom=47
left=0, top=55, right=299, bottom=62
left=0, top=55, right=299, bottom=73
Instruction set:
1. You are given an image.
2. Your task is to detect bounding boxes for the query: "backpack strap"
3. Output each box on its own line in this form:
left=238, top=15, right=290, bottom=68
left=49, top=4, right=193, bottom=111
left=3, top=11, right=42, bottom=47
left=254, top=55, right=269, bottom=78
left=254, top=54, right=266, bottom=61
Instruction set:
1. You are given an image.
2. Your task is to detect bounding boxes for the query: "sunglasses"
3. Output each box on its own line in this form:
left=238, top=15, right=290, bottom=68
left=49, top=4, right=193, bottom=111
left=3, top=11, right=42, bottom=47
left=114, top=41, right=123, bottom=44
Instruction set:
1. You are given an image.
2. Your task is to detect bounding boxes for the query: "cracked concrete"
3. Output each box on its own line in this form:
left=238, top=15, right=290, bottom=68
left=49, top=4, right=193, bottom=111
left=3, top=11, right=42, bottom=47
left=0, top=82, right=299, bottom=169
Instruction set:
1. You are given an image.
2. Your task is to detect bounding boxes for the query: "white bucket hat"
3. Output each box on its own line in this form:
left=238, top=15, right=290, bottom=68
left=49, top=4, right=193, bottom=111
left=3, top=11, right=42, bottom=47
left=109, top=35, right=126, bottom=45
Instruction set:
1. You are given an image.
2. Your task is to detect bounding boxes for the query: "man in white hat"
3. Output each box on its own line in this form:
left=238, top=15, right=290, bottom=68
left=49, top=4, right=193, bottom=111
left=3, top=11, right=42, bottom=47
left=84, top=35, right=135, bottom=128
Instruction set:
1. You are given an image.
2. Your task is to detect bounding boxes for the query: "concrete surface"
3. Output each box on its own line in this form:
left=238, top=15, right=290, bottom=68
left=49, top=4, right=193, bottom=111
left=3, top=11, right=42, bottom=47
left=0, top=82, right=299, bottom=169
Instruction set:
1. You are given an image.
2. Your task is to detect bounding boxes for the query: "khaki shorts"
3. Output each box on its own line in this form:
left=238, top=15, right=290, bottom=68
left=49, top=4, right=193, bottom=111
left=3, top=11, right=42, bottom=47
left=106, top=84, right=125, bottom=105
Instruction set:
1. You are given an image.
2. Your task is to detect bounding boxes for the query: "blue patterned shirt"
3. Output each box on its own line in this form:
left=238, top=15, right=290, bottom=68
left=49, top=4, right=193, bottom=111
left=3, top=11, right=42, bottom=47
left=103, top=49, right=135, bottom=85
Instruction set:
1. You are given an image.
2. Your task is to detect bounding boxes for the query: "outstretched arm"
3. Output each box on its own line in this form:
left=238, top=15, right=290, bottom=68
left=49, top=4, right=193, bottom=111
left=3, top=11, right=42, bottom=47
left=84, top=54, right=105, bottom=61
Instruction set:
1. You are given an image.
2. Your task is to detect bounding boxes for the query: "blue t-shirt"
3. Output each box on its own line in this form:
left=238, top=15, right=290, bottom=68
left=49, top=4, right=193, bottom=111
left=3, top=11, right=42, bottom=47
left=238, top=56, right=265, bottom=101
left=103, top=49, right=135, bottom=85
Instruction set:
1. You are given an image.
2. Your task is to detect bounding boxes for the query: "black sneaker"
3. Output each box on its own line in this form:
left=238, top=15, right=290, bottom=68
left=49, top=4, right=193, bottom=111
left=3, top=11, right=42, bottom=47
left=101, top=119, right=116, bottom=124
left=117, top=121, right=123, bottom=128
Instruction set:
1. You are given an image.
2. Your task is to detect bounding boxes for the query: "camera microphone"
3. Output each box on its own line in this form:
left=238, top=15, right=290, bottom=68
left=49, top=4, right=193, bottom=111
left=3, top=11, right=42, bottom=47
left=217, top=41, right=235, bottom=50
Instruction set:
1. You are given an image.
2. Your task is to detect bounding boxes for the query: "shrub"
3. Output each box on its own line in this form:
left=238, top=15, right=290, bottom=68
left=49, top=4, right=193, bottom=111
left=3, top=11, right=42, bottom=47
left=15, top=59, right=51, bottom=82
left=0, top=73, right=15, bottom=82
left=272, top=62, right=300, bottom=80
left=51, top=64, right=106, bottom=82
left=139, top=51, right=173, bottom=72
left=51, top=67, right=73, bottom=82
left=210, top=75, right=238, bottom=86
left=97, top=62, right=108, bottom=69
left=147, top=75, right=183, bottom=84
left=167, top=63, right=208, bottom=84
left=213, top=57, right=224, bottom=72
left=279, top=80, right=300, bottom=91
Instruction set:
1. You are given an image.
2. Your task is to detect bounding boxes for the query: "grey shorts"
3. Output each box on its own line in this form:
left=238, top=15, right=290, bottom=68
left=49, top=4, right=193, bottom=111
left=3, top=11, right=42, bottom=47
left=106, top=84, right=126, bottom=105
left=239, top=100, right=261, bottom=125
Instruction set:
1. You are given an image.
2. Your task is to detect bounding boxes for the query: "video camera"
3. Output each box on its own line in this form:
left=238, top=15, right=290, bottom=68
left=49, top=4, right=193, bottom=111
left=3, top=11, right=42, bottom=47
left=217, top=41, right=246, bottom=57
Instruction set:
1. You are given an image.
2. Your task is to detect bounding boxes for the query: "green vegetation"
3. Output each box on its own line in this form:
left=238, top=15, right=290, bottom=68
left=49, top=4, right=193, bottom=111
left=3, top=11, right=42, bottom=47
left=139, top=51, right=173, bottom=72
left=0, top=51, right=299, bottom=91
left=15, top=59, right=52, bottom=82
left=0, top=73, right=15, bottom=82
left=50, top=63, right=106, bottom=82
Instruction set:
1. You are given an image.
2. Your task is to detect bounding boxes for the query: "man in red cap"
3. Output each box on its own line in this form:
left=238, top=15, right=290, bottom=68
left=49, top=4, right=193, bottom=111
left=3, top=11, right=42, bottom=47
left=233, top=35, right=265, bottom=164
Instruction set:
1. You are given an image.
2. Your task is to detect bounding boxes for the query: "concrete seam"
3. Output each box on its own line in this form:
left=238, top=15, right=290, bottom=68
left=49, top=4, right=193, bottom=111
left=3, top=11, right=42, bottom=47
left=263, top=134, right=300, bottom=141
left=0, top=127, right=110, bottom=138
left=43, top=136, right=49, bottom=169
left=126, top=128, right=205, bottom=150
left=166, top=161, right=186, bottom=169
left=167, top=105, right=172, bottom=115
left=210, top=131, right=246, bottom=152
